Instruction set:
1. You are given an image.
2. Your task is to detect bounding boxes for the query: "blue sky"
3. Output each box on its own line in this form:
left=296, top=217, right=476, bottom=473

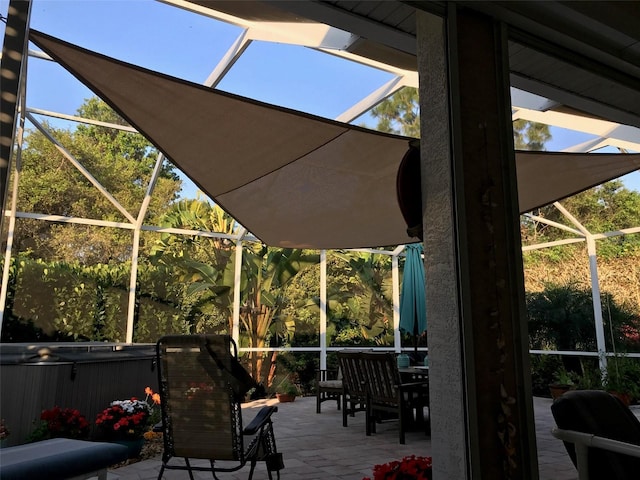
left=1, top=0, right=638, bottom=195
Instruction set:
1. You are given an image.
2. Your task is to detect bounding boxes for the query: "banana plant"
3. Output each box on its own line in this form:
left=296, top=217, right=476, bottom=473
left=150, top=200, right=319, bottom=381
left=332, top=251, right=394, bottom=343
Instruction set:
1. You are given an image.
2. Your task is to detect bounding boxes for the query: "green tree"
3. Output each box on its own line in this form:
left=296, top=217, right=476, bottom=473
left=369, top=88, right=552, bottom=150
left=513, top=119, right=551, bottom=150
left=14, top=97, right=181, bottom=264
left=370, top=87, right=419, bottom=137
left=332, top=251, right=394, bottom=344
left=521, top=180, right=640, bottom=258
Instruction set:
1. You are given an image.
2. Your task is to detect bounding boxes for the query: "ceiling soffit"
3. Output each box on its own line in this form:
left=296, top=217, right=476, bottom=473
left=190, top=1, right=640, bottom=128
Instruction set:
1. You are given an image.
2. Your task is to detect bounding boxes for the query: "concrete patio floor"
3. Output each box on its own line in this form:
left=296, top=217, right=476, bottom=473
left=108, top=396, right=585, bottom=480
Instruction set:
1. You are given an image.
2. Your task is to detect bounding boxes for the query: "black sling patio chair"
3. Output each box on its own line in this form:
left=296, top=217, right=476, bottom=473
left=156, top=335, right=283, bottom=480
left=551, top=389, right=640, bottom=480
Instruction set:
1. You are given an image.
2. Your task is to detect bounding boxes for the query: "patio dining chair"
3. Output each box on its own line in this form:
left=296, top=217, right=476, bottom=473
left=337, top=350, right=368, bottom=427
left=551, top=389, right=640, bottom=480
left=361, top=351, right=430, bottom=444
left=316, top=368, right=343, bottom=414
left=156, top=334, right=284, bottom=480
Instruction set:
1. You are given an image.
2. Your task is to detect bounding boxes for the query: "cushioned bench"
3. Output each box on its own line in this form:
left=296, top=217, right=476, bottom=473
left=0, top=438, right=129, bottom=480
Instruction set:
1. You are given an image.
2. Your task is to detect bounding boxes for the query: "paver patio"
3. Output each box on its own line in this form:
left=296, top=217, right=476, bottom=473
left=108, top=395, right=639, bottom=480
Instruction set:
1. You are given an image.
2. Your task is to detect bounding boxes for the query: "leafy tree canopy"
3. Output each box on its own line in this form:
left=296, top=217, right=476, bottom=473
left=513, top=119, right=552, bottom=150
left=368, top=87, right=552, bottom=151
left=14, top=98, right=181, bottom=263
left=527, top=283, right=639, bottom=352
left=370, top=87, right=420, bottom=137
left=522, top=180, right=640, bottom=258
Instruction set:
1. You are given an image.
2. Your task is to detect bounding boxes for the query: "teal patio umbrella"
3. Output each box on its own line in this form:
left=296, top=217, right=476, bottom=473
left=399, top=244, right=427, bottom=355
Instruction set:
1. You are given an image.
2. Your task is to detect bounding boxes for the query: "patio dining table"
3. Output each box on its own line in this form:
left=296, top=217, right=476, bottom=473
left=399, top=366, right=429, bottom=382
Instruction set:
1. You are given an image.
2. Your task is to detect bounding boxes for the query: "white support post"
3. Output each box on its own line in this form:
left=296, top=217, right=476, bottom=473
left=125, top=229, right=140, bottom=343
left=125, top=152, right=165, bottom=343
left=575, top=443, right=590, bottom=480
left=554, top=202, right=608, bottom=372
left=392, top=249, right=402, bottom=353
left=232, top=237, right=243, bottom=344
left=319, top=250, right=327, bottom=370
left=335, top=75, right=407, bottom=124
left=204, top=29, right=252, bottom=88
left=0, top=98, right=26, bottom=330
left=587, top=235, right=608, bottom=372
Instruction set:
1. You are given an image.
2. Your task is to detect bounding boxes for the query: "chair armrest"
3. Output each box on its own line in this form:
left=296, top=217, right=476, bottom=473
left=552, top=428, right=640, bottom=458
left=397, top=380, right=429, bottom=390
left=244, top=406, right=278, bottom=435
left=553, top=427, right=640, bottom=480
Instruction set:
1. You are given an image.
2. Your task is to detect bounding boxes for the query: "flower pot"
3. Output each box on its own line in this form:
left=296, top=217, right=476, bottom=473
left=111, top=438, right=145, bottom=458
left=276, top=393, right=296, bottom=403
left=549, top=383, right=575, bottom=400
left=608, top=391, right=632, bottom=407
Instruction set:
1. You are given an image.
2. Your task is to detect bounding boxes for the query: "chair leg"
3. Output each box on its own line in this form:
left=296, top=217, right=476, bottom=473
left=425, top=406, right=431, bottom=435
left=184, top=458, right=196, bottom=480
left=208, top=459, right=222, bottom=479
left=317, top=390, right=322, bottom=414
left=248, top=459, right=257, bottom=480
left=342, top=393, right=348, bottom=427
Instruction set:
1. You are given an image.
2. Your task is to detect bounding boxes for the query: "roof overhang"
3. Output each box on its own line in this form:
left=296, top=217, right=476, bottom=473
left=174, top=1, right=640, bottom=129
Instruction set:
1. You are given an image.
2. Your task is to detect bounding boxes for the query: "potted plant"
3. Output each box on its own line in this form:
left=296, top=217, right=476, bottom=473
left=275, top=376, right=299, bottom=403
left=27, top=406, right=90, bottom=442
left=549, top=368, right=576, bottom=399
left=95, top=397, right=151, bottom=458
left=604, top=354, right=640, bottom=406
left=0, top=419, right=10, bottom=447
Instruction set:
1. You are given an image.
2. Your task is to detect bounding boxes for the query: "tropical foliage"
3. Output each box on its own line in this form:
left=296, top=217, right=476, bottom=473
left=149, top=201, right=319, bottom=382
left=526, top=283, right=639, bottom=353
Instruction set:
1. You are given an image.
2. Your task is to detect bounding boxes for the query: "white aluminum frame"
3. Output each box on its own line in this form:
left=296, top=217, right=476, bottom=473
left=0, top=1, right=639, bottom=369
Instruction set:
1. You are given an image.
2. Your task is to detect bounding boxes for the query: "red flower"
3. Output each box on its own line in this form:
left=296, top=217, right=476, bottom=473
left=34, top=406, right=90, bottom=440
left=95, top=398, right=150, bottom=440
left=365, top=456, right=433, bottom=480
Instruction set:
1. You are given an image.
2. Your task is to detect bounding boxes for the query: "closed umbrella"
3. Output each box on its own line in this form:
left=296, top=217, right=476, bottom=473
left=399, top=243, right=427, bottom=356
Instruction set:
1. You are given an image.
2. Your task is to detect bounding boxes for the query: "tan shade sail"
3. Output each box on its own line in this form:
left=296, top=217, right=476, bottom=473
left=29, top=30, right=640, bottom=249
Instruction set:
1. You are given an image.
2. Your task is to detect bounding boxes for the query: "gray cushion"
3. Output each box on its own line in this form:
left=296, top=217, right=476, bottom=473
left=319, top=380, right=343, bottom=389
left=0, top=438, right=129, bottom=480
